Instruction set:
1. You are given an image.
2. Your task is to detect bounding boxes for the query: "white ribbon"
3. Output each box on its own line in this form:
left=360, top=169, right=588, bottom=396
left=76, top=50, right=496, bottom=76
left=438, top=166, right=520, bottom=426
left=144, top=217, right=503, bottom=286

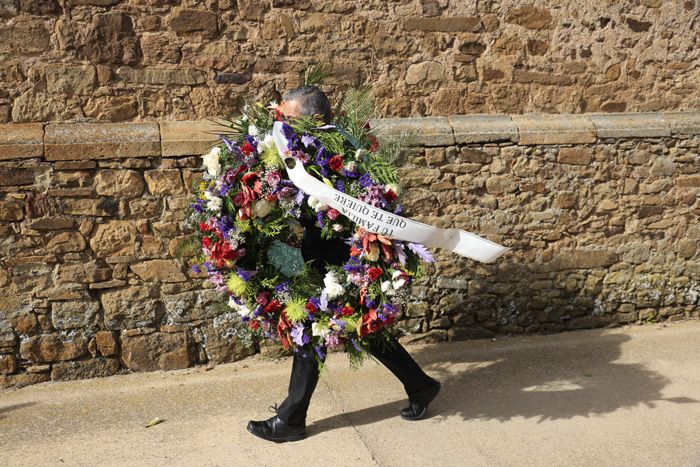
left=272, top=121, right=510, bottom=263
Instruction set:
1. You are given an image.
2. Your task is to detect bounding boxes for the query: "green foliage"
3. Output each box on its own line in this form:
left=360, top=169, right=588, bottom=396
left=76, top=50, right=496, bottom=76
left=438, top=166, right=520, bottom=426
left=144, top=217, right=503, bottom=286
left=173, top=236, right=200, bottom=261
left=267, top=240, right=305, bottom=277
left=255, top=215, right=286, bottom=238
left=363, top=151, right=399, bottom=185
left=340, top=86, right=375, bottom=140
left=298, top=63, right=332, bottom=86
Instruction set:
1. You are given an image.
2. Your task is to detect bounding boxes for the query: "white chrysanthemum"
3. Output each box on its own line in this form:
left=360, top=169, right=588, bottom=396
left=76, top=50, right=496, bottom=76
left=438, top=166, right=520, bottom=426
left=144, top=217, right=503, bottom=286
left=228, top=297, right=250, bottom=317
left=258, top=132, right=275, bottom=151
left=381, top=280, right=392, bottom=293
left=323, top=271, right=344, bottom=300
left=204, top=191, right=222, bottom=212
left=315, top=202, right=329, bottom=212
left=202, top=146, right=222, bottom=176
left=311, top=322, right=330, bottom=338
left=248, top=124, right=259, bottom=136
left=307, top=196, right=319, bottom=209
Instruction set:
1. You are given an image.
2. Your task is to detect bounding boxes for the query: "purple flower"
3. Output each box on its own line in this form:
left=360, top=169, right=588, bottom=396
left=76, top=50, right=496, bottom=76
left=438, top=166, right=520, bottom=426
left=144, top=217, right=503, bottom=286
left=394, top=204, right=404, bottom=215
left=191, top=264, right=201, bottom=273
left=236, top=267, right=258, bottom=282
left=315, top=346, right=325, bottom=360
left=359, top=173, right=374, bottom=188
left=348, top=336, right=362, bottom=352
left=241, top=316, right=249, bottom=322
left=282, top=122, right=296, bottom=146
left=301, top=134, right=317, bottom=148
left=407, top=242, right=435, bottom=263
left=220, top=135, right=236, bottom=152
left=325, top=332, right=341, bottom=347
left=343, top=257, right=364, bottom=274
left=317, top=211, right=324, bottom=229
left=274, top=281, right=290, bottom=293
left=291, top=323, right=310, bottom=346
left=365, top=297, right=376, bottom=309
left=335, top=179, right=345, bottom=192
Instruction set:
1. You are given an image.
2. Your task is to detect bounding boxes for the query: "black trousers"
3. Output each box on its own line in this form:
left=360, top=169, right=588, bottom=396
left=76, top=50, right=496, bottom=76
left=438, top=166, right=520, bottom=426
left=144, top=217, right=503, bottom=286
left=276, top=220, right=436, bottom=425
left=276, top=334, right=437, bottom=425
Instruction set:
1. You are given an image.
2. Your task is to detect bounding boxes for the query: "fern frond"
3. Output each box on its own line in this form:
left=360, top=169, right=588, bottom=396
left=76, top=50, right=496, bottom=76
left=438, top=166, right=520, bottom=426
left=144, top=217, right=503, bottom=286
left=340, top=87, right=375, bottom=138
left=298, top=63, right=332, bottom=86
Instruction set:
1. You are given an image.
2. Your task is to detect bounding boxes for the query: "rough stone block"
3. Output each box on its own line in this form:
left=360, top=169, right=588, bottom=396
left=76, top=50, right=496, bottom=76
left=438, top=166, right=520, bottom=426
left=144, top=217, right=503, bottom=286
left=95, top=330, right=118, bottom=356
left=169, top=6, right=219, bottom=35
left=160, top=120, right=222, bottom=157
left=89, top=220, right=137, bottom=257
left=130, top=259, right=187, bottom=283
left=144, top=169, right=184, bottom=194
left=449, top=115, right=517, bottom=143
left=371, top=117, right=454, bottom=146
left=116, top=66, right=208, bottom=85
left=590, top=112, right=670, bottom=138
left=661, top=112, right=700, bottom=136
left=50, top=357, right=120, bottom=381
left=101, top=286, right=160, bottom=330
left=1, top=372, right=50, bottom=389
left=19, top=334, right=89, bottom=362
left=528, top=249, right=618, bottom=272
left=512, top=114, right=596, bottom=145
left=0, top=123, right=44, bottom=160
left=162, top=289, right=226, bottom=323
left=404, top=16, right=481, bottom=32
left=45, top=123, right=160, bottom=161
left=0, top=18, right=51, bottom=53
left=95, top=169, right=144, bottom=197
left=51, top=301, right=100, bottom=330
left=120, top=332, right=194, bottom=372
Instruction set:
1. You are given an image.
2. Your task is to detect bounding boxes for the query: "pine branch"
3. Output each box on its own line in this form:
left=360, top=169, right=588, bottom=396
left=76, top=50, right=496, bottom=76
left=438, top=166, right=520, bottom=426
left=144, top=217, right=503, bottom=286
left=298, top=63, right=332, bottom=86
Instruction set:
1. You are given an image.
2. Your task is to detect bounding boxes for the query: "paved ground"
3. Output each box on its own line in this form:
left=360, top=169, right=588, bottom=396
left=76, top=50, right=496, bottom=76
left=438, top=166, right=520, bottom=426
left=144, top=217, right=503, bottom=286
left=1, top=320, right=699, bottom=467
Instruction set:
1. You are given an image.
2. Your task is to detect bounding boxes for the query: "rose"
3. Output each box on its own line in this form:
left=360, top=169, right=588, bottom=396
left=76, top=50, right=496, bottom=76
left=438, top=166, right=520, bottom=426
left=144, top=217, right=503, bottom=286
left=326, top=208, right=340, bottom=220
left=232, top=192, right=246, bottom=207
left=241, top=142, right=255, bottom=156
left=256, top=291, right=269, bottom=307
left=341, top=305, right=354, bottom=317
left=367, top=267, right=383, bottom=281
left=329, top=155, right=344, bottom=171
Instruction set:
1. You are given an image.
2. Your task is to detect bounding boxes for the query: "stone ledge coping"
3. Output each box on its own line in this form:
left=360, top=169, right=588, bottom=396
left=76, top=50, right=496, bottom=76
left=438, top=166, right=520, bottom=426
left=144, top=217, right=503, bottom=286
left=0, top=112, right=698, bottom=160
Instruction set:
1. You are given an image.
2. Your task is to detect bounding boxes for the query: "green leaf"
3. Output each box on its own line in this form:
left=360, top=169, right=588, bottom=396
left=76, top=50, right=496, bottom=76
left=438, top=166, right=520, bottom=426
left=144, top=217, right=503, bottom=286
left=267, top=240, right=305, bottom=277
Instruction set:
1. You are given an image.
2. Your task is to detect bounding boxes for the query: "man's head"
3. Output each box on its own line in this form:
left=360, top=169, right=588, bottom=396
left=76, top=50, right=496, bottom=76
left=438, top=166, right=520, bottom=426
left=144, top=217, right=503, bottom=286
left=278, top=85, right=332, bottom=124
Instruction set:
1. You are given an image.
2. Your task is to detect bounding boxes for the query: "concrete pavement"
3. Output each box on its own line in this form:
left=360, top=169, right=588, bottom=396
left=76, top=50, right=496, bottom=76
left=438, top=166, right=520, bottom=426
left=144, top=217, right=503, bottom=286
left=1, top=320, right=699, bottom=467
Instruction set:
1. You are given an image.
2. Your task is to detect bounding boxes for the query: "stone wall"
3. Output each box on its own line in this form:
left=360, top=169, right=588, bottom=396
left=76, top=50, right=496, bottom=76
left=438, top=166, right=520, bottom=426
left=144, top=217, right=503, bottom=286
left=1, top=0, right=699, bottom=122
left=1, top=111, right=699, bottom=389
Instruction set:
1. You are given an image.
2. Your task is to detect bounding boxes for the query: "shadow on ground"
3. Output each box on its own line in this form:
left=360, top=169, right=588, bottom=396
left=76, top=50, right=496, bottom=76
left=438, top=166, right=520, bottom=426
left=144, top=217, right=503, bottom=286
left=309, top=329, right=699, bottom=435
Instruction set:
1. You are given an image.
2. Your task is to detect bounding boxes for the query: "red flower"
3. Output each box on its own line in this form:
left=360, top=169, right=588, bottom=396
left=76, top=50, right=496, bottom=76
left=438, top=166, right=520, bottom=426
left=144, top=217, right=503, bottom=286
left=367, top=267, right=383, bottom=281
left=264, top=300, right=282, bottom=314
left=232, top=192, right=246, bottom=207
left=359, top=309, right=382, bottom=337
left=369, top=135, right=380, bottom=152
left=329, top=155, right=344, bottom=172
left=274, top=108, right=284, bottom=121
left=305, top=301, right=318, bottom=314
left=385, top=189, right=396, bottom=202
left=256, top=291, right=269, bottom=307
left=341, top=305, right=354, bottom=317
left=250, top=320, right=260, bottom=330
left=199, top=222, right=214, bottom=232
left=210, top=239, right=238, bottom=268
left=241, top=142, right=255, bottom=156
left=326, top=208, right=340, bottom=220
left=350, top=246, right=363, bottom=257
left=277, top=309, right=293, bottom=349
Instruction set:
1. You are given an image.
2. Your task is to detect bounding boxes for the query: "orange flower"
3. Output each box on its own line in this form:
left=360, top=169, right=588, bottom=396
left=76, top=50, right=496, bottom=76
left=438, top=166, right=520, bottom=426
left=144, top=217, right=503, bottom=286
left=359, top=308, right=382, bottom=337
left=277, top=309, right=293, bottom=350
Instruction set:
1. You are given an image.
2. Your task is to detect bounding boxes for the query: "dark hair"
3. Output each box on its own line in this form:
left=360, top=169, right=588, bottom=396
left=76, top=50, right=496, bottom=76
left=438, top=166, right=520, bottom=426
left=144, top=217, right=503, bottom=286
left=281, top=85, right=332, bottom=124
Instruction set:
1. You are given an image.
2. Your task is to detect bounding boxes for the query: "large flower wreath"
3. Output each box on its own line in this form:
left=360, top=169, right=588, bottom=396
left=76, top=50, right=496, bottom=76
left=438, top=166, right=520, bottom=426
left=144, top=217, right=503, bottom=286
left=184, top=91, right=435, bottom=371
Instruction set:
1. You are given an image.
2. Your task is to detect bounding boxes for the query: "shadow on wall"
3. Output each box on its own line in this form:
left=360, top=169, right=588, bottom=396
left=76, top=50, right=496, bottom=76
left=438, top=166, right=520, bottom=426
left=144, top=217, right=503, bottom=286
left=308, top=329, right=698, bottom=435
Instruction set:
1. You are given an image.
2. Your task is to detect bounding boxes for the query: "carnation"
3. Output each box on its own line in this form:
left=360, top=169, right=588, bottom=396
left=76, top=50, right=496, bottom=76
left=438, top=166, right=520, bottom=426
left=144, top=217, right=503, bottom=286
left=202, top=147, right=222, bottom=176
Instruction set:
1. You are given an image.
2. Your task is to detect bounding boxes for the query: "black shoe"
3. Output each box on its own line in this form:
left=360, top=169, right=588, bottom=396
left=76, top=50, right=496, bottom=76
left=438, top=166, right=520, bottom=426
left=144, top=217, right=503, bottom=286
left=246, top=403, right=306, bottom=443
left=400, top=379, right=441, bottom=421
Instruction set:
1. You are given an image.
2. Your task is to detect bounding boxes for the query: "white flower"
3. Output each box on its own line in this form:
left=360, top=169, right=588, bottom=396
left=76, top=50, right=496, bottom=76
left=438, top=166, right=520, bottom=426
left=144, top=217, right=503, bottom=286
left=307, top=196, right=319, bottom=209
left=393, top=278, right=407, bottom=290
left=228, top=297, right=250, bottom=317
left=248, top=124, right=259, bottom=136
left=258, top=132, right=275, bottom=151
left=332, top=224, right=344, bottom=232
left=315, top=202, right=329, bottom=212
left=323, top=271, right=345, bottom=300
left=381, top=280, right=392, bottom=293
left=311, top=322, right=330, bottom=338
left=202, top=146, right=222, bottom=177
left=391, top=270, right=403, bottom=280
left=204, top=191, right=222, bottom=212
left=345, top=161, right=357, bottom=172
left=354, top=149, right=364, bottom=160
left=253, top=199, right=273, bottom=218
left=386, top=183, right=400, bottom=195
left=268, top=101, right=279, bottom=110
